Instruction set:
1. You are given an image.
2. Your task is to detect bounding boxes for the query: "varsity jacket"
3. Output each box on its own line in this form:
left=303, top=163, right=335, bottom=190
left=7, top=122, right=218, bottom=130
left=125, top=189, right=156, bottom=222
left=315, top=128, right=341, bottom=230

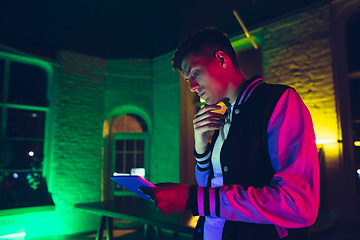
left=188, top=76, right=320, bottom=240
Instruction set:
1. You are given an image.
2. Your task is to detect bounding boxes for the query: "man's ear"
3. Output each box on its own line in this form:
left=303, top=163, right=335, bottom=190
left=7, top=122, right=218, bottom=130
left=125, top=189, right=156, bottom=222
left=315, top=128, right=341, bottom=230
left=215, top=51, right=228, bottom=68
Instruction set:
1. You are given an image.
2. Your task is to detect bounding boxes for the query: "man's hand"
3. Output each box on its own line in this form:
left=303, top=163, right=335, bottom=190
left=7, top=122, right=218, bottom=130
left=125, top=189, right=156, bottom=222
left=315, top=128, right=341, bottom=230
left=139, top=183, right=189, bottom=215
left=193, top=103, right=226, bottom=154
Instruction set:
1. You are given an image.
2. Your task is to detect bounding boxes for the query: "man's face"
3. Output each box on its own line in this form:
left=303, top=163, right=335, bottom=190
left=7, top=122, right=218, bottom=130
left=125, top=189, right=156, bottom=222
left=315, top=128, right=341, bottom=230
left=181, top=54, right=227, bottom=105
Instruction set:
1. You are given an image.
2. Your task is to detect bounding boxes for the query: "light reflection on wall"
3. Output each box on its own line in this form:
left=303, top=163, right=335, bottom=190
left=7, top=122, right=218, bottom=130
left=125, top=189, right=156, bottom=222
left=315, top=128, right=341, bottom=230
left=316, top=139, right=337, bottom=144
left=0, top=232, right=26, bottom=239
left=103, top=119, right=110, bottom=138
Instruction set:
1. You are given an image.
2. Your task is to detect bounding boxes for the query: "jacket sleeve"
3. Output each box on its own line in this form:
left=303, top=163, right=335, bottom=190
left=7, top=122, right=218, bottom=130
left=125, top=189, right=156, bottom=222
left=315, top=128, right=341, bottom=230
left=189, top=88, right=320, bottom=228
left=194, top=144, right=212, bottom=187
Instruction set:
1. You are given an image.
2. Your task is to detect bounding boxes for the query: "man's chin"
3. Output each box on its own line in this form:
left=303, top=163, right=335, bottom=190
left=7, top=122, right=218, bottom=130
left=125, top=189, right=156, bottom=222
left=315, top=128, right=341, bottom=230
left=206, top=102, right=218, bottom=106
left=204, top=98, right=220, bottom=106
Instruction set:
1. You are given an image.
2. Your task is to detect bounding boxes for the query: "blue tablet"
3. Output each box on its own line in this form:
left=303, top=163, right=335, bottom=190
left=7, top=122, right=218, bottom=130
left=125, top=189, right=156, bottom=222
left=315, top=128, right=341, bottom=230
left=110, top=175, right=155, bottom=202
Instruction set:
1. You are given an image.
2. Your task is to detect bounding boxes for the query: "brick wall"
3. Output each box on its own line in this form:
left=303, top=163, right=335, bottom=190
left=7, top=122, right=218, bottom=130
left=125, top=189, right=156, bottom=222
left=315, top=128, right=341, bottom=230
left=151, top=52, right=181, bottom=183
left=105, top=59, right=153, bottom=117
left=49, top=50, right=106, bottom=234
left=261, top=4, right=337, bottom=142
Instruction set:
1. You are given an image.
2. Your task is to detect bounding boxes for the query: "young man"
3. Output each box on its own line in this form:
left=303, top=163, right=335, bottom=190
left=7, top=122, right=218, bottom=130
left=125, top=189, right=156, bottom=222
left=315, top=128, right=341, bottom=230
left=141, top=27, right=319, bottom=240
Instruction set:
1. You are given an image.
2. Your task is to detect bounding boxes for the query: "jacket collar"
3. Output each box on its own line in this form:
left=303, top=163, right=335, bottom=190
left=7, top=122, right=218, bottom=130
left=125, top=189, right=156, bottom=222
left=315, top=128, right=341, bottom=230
left=234, top=75, right=263, bottom=107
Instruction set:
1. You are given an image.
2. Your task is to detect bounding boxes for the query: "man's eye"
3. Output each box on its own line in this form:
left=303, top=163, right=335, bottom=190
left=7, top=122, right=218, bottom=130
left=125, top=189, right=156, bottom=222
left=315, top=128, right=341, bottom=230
left=193, top=71, right=199, bottom=77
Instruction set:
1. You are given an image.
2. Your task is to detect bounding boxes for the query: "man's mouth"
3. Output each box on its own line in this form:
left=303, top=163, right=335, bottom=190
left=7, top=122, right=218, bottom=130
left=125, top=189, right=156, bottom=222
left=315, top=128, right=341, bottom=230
left=198, top=91, right=205, bottom=98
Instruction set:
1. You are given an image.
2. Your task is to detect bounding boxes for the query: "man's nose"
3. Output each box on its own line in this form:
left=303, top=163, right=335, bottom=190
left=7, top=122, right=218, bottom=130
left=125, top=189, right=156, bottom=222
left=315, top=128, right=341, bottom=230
left=189, top=78, right=199, bottom=92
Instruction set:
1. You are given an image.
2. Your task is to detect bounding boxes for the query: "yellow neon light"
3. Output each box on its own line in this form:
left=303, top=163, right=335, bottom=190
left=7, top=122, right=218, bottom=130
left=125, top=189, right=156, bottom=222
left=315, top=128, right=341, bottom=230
left=316, top=139, right=337, bottom=144
left=354, top=141, right=360, bottom=147
left=233, top=10, right=258, bottom=50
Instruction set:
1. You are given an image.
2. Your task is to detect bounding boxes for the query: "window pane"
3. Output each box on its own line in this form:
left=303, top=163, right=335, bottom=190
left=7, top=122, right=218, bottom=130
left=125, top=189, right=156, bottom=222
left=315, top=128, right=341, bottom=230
left=126, top=140, right=134, bottom=151
left=114, top=139, right=145, bottom=175
left=349, top=78, right=360, bottom=121
left=115, top=153, right=124, bottom=173
left=136, top=140, right=144, bottom=150
left=346, top=12, right=360, bottom=73
left=136, top=153, right=144, bottom=168
left=6, top=108, right=45, bottom=138
left=126, top=153, right=134, bottom=173
left=0, top=107, right=2, bottom=136
left=0, top=59, right=4, bottom=101
left=116, top=140, right=124, bottom=151
left=7, top=140, right=44, bottom=170
left=0, top=172, right=53, bottom=210
left=353, top=122, right=360, bottom=169
left=9, top=62, right=48, bottom=107
left=113, top=138, right=146, bottom=193
left=0, top=140, right=14, bottom=170
left=114, top=182, right=124, bottom=191
left=354, top=122, right=360, bottom=211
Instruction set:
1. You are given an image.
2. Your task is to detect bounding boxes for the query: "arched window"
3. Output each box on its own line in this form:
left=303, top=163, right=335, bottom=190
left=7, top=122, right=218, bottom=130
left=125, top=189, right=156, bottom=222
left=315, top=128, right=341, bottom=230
left=111, top=114, right=148, bottom=133
left=105, top=110, right=151, bottom=198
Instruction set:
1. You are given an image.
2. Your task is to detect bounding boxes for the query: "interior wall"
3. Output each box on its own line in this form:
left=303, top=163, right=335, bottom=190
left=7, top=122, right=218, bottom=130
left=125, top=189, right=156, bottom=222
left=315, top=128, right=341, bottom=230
left=151, top=51, right=181, bottom=184
left=103, top=58, right=153, bottom=200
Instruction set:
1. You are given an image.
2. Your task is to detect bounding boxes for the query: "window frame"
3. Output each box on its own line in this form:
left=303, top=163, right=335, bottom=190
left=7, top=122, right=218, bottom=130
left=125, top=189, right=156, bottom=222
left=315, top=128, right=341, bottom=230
left=111, top=132, right=150, bottom=197
left=345, top=10, right=360, bottom=213
left=104, top=106, right=152, bottom=200
left=330, top=0, right=360, bottom=218
left=0, top=50, right=54, bottom=210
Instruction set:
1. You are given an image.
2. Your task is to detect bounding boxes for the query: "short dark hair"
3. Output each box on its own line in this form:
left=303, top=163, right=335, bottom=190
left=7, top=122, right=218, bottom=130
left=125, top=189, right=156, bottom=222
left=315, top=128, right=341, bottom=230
left=172, top=27, right=239, bottom=71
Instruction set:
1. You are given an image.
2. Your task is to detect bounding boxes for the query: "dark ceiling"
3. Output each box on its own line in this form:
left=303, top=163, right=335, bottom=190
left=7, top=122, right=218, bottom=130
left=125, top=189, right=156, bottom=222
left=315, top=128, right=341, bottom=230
left=0, top=0, right=327, bottom=59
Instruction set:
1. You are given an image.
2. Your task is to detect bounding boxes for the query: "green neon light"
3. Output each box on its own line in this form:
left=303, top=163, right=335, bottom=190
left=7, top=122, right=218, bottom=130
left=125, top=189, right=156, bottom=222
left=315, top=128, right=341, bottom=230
left=0, top=52, right=53, bottom=76
left=0, top=102, right=49, bottom=112
left=231, top=36, right=262, bottom=51
left=0, top=232, right=26, bottom=239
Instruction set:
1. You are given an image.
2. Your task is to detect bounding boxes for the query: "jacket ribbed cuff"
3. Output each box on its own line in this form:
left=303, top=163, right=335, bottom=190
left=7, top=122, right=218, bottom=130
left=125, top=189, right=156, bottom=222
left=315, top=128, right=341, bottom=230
left=190, top=186, right=220, bottom=218
left=194, top=144, right=211, bottom=171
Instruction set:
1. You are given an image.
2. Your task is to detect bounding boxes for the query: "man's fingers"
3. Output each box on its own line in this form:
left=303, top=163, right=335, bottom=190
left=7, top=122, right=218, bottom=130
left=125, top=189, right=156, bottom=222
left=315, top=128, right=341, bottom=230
left=194, top=115, right=225, bottom=129
left=194, top=122, right=224, bottom=132
left=194, top=104, right=221, bottom=117
left=193, top=112, right=225, bottom=125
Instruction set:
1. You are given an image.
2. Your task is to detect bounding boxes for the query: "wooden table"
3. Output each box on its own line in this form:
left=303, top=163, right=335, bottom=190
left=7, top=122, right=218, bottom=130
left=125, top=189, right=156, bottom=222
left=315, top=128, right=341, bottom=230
left=75, top=197, right=195, bottom=240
